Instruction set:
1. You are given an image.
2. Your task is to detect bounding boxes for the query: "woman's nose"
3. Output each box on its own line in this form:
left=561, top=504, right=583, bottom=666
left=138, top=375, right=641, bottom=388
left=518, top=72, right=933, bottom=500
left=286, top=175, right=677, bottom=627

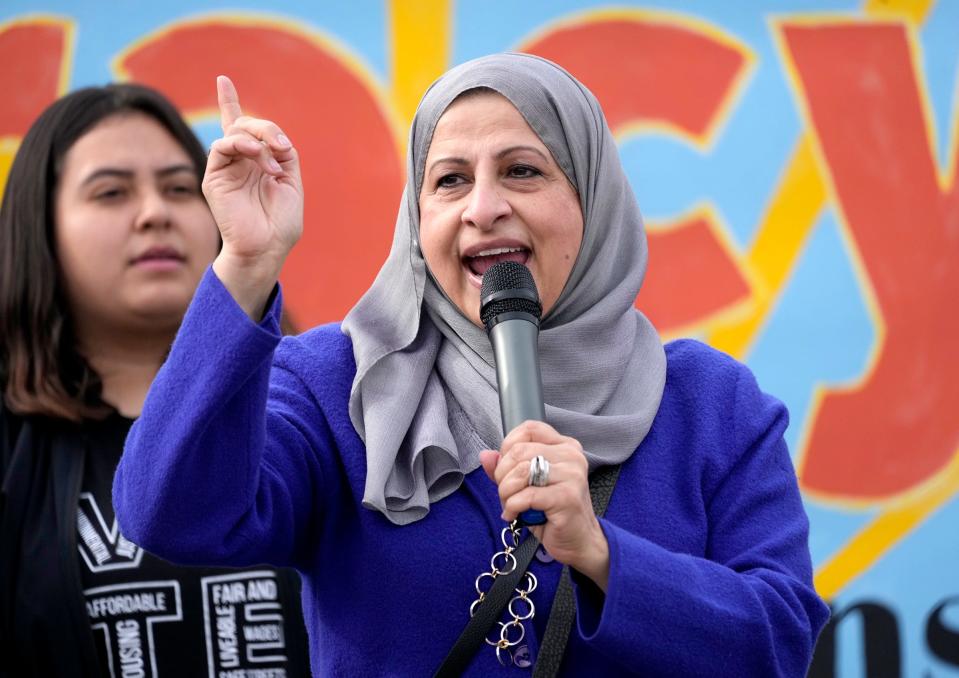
left=134, top=189, right=173, bottom=231
left=461, top=179, right=511, bottom=230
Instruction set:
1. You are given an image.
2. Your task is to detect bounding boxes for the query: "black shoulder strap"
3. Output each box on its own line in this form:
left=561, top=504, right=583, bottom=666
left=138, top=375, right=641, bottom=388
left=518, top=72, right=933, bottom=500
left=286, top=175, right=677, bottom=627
left=533, top=463, right=621, bottom=677
left=433, top=464, right=621, bottom=677
left=434, top=531, right=540, bottom=678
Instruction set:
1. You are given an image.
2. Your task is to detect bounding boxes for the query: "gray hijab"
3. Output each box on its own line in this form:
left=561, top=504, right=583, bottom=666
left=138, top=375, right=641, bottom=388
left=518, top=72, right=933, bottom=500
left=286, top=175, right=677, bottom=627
left=342, top=53, right=666, bottom=525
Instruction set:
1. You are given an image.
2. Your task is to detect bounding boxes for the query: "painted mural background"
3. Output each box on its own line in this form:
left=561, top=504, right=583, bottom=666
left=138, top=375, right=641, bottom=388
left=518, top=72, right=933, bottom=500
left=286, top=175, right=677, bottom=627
left=1, top=1, right=956, bottom=675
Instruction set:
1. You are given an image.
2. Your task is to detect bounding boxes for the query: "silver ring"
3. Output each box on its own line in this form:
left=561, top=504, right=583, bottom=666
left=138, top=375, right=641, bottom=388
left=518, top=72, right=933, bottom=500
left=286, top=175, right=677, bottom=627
left=528, top=455, right=550, bottom=487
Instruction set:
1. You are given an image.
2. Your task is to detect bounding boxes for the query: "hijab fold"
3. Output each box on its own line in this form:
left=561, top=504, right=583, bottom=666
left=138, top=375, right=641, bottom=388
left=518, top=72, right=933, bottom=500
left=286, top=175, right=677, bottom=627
left=342, top=53, right=666, bottom=525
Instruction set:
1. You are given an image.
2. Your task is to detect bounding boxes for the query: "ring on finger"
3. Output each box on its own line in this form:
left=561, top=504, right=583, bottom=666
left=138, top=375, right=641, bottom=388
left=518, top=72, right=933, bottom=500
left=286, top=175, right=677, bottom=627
left=528, top=455, right=550, bottom=487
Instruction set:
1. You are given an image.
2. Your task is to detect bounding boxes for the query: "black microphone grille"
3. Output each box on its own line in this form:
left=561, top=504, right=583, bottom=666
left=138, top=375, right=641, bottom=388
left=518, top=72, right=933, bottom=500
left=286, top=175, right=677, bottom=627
left=480, top=261, right=542, bottom=329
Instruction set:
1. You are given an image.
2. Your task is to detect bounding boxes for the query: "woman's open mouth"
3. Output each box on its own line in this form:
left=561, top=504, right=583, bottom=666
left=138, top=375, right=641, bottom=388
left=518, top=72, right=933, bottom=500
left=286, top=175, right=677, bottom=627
left=463, top=246, right=530, bottom=286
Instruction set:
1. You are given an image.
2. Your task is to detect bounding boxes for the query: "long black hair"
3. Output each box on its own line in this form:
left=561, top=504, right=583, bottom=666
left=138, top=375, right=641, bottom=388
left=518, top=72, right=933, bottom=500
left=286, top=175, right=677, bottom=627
left=0, top=84, right=207, bottom=421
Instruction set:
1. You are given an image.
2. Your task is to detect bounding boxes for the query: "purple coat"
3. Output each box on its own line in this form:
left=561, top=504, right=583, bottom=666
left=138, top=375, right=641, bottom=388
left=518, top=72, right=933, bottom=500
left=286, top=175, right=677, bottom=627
left=115, top=269, right=828, bottom=676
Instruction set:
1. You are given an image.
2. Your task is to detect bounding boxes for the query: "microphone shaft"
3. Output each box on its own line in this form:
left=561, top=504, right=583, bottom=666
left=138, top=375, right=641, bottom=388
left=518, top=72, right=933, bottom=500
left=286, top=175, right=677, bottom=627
left=489, top=315, right=547, bottom=526
left=490, top=318, right=546, bottom=430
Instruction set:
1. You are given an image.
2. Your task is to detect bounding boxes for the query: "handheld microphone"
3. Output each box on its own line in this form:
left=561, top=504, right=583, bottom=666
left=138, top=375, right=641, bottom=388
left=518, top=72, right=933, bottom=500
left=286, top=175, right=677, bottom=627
left=480, top=261, right=547, bottom=526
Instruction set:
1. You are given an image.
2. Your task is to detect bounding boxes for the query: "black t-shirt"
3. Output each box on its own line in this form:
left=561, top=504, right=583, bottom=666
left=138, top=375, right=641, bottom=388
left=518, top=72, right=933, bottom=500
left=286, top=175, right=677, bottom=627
left=77, top=413, right=311, bottom=677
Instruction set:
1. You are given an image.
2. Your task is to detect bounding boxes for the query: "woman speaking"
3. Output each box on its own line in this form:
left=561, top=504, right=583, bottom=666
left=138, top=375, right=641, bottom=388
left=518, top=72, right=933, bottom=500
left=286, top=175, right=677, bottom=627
left=114, top=53, right=829, bottom=676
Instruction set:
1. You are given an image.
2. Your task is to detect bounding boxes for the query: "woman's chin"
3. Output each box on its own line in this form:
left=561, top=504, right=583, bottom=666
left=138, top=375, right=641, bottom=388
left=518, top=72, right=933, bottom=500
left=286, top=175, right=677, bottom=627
left=121, top=293, right=192, bottom=326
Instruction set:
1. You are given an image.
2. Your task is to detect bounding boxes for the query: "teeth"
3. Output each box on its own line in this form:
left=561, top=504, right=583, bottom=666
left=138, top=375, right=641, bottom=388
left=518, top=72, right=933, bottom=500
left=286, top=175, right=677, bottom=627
left=470, top=247, right=525, bottom=257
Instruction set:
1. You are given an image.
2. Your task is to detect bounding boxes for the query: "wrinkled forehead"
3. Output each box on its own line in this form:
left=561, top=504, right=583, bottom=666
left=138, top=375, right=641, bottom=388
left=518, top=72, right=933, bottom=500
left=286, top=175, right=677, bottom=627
left=410, top=54, right=583, bottom=197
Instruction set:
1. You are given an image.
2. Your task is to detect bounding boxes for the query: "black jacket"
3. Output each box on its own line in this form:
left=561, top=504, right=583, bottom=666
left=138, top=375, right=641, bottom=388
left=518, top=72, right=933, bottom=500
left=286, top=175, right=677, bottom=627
left=0, top=404, right=309, bottom=676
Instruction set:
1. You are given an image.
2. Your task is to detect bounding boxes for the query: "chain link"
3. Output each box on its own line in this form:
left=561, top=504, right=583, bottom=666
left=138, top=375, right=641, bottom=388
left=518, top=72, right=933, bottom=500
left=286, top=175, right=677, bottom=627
left=469, top=520, right=538, bottom=666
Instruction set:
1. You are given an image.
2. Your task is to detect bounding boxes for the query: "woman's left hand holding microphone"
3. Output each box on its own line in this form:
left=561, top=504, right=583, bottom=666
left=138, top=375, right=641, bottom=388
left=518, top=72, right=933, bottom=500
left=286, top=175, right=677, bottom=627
left=479, top=421, right=611, bottom=591
left=205, top=76, right=304, bottom=319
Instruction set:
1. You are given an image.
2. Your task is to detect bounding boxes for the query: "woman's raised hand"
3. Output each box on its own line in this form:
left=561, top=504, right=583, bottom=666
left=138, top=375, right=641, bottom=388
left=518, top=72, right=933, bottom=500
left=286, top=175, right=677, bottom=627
left=479, top=421, right=611, bottom=591
left=206, top=76, right=303, bottom=319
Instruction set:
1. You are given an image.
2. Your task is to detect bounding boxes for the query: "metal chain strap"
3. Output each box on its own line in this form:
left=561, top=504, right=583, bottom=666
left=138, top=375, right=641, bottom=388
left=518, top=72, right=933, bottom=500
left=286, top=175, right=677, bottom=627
left=468, top=520, right=539, bottom=666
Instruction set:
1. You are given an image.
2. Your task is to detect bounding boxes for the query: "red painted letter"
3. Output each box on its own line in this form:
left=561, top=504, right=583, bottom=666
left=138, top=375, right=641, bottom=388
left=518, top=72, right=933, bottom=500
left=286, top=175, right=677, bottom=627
left=0, top=18, right=71, bottom=191
left=119, top=19, right=403, bottom=326
left=521, top=14, right=752, bottom=332
left=784, top=22, right=959, bottom=498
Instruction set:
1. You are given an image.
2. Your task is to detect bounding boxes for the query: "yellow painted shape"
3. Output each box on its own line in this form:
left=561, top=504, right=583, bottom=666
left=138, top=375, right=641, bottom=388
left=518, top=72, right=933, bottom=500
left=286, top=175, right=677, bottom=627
left=388, top=0, right=451, bottom=130
left=0, top=137, right=18, bottom=196
left=864, top=0, right=936, bottom=23
left=815, top=449, right=959, bottom=599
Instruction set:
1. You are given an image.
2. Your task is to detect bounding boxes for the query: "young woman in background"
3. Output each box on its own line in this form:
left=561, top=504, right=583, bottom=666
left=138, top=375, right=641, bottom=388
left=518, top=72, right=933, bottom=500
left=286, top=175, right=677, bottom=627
left=0, top=83, right=310, bottom=676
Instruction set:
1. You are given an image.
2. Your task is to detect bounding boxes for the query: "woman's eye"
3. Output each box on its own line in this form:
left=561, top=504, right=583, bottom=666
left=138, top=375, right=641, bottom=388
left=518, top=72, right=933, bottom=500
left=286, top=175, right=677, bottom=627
left=93, top=187, right=125, bottom=201
left=436, top=174, right=465, bottom=189
left=508, top=165, right=541, bottom=179
left=167, top=183, right=198, bottom=197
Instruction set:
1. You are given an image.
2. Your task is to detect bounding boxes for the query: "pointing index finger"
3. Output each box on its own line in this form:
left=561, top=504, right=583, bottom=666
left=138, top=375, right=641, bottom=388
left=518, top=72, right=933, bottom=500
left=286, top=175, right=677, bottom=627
left=217, top=75, right=243, bottom=133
